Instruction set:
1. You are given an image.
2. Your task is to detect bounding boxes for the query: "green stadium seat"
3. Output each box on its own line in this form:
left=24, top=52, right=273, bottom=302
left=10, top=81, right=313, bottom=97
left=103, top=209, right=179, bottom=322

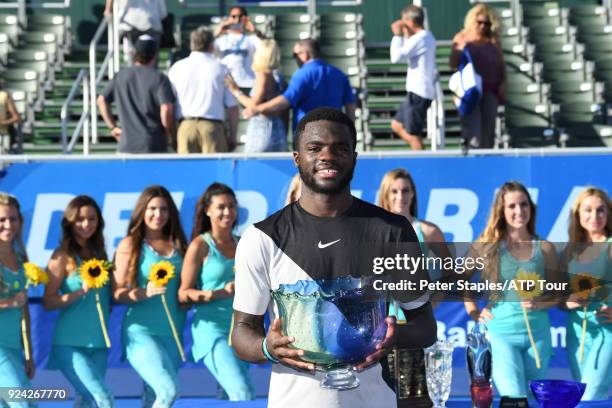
left=319, top=23, right=362, bottom=41
left=0, top=13, right=21, bottom=46
left=27, top=14, right=69, bottom=48
left=319, top=13, right=362, bottom=25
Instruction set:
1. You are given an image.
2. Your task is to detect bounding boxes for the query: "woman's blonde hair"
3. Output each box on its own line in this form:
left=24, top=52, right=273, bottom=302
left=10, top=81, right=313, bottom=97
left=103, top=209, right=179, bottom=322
left=568, top=187, right=612, bottom=244
left=285, top=174, right=301, bottom=205
left=252, top=39, right=281, bottom=74
left=0, top=193, right=27, bottom=294
left=377, top=168, right=418, bottom=218
left=464, top=3, right=501, bottom=38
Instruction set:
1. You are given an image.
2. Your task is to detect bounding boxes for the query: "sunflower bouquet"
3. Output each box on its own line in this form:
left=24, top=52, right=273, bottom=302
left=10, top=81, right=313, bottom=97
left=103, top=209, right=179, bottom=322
left=22, top=262, right=48, bottom=361
left=23, top=262, right=48, bottom=287
left=570, top=273, right=602, bottom=363
left=79, top=258, right=113, bottom=348
left=514, top=269, right=543, bottom=369
left=149, top=260, right=185, bottom=362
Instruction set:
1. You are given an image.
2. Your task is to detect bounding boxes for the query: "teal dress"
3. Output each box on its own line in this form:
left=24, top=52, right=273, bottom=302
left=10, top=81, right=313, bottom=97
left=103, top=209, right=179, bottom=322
left=121, top=243, right=185, bottom=408
left=191, top=233, right=254, bottom=401
left=488, top=240, right=552, bottom=397
left=566, top=239, right=611, bottom=400
left=0, top=260, right=34, bottom=408
left=48, top=257, right=113, bottom=408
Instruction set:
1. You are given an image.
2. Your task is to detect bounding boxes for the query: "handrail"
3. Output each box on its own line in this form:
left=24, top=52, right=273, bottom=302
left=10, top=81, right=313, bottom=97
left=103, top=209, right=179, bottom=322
left=60, top=69, right=89, bottom=154
left=177, top=0, right=361, bottom=8
left=89, top=11, right=118, bottom=147
left=0, top=0, right=71, bottom=8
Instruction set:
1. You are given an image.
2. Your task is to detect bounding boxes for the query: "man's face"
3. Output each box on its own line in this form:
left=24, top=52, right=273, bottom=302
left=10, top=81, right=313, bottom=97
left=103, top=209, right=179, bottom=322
left=293, top=120, right=357, bottom=195
left=292, top=45, right=309, bottom=68
left=401, top=15, right=415, bottom=34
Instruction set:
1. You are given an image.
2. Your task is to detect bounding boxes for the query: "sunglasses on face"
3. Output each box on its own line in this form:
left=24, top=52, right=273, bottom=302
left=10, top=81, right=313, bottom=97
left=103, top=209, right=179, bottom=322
left=230, top=14, right=244, bottom=19
left=477, top=20, right=492, bottom=26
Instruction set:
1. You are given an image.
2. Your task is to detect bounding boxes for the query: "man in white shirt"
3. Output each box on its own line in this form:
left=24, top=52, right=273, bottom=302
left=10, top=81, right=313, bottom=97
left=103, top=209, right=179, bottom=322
left=168, top=26, right=239, bottom=153
left=214, top=7, right=265, bottom=89
left=389, top=5, right=437, bottom=150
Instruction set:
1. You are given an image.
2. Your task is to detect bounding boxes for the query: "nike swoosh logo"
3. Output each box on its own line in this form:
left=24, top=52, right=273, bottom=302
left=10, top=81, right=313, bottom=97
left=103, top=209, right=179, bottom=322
left=318, top=239, right=341, bottom=249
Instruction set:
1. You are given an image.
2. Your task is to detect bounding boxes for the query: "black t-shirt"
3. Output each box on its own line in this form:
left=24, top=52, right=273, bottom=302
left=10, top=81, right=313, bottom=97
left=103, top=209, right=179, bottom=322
left=102, top=66, right=175, bottom=153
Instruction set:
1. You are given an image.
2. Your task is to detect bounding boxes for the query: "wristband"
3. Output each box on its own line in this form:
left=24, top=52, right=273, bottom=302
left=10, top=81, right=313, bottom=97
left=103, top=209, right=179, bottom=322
left=261, top=338, right=279, bottom=363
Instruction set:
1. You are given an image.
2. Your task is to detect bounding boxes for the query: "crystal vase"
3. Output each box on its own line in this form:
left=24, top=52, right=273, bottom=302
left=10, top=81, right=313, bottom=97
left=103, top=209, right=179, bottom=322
left=424, top=340, right=454, bottom=408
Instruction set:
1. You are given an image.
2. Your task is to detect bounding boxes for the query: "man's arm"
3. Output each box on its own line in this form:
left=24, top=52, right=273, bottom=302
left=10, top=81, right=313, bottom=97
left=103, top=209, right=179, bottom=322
left=160, top=103, right=176, bottom=150
left=225, top=105, right=239, bottom=151
left=231, top=311, right=267, bottom=362
left=250, top=94, right=291, bottom=117
left=97, top=95, right=121, bottom=141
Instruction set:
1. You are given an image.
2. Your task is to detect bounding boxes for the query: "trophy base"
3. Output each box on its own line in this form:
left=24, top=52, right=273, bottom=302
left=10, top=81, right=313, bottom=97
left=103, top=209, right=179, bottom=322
left=320, top=368, right=360, bottom=390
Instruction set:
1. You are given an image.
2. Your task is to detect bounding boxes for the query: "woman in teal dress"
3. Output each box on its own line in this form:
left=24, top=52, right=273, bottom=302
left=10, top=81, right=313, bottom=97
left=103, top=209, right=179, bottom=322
left=179, top=183, right=254, bottom=400
left=113, top=185, right=188, bottom=408
left=464, top=181, right=559, bottom=397
left=562, top=187, right=611, bottom=400
left=43, top=195, right=112, bottom=407
left=377, top=168, right=452, bottom=315
left=0, top=193, right=35, bottom=408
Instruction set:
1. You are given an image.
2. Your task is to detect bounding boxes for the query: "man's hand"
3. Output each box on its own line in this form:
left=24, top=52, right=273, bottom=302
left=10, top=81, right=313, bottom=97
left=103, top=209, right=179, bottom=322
left=111, top=127, right=122, bottom=141
left=266, top=318, right=314, bottom=372
left=244, top=18, right=256, bottom=34
left=354, top=316, right=396, bottom=372
left=390, top=20, right=405, bottom=36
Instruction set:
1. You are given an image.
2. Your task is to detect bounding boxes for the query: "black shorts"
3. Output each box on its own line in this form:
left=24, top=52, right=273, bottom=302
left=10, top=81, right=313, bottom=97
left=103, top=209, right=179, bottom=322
left=393, top=92, right=432, bottom=136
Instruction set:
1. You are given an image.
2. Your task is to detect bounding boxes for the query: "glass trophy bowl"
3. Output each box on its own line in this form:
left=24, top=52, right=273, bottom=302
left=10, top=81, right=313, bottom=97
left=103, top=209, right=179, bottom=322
left=271, top=276, right=387, bottom=390
left=529, top=380, right=586, bottom=408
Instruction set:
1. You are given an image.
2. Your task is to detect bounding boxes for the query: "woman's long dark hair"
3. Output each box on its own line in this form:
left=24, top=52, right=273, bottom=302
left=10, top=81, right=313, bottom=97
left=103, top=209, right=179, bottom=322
left=59, top=195, right=107, bottom=268
left=192, top=183, right=238, bottom=240
left=125, top=185, right=187, bottom=287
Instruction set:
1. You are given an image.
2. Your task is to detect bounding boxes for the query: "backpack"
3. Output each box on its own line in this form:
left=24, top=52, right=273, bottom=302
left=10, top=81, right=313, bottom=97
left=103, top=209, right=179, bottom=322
left=448, top=48, right=482, bottom=116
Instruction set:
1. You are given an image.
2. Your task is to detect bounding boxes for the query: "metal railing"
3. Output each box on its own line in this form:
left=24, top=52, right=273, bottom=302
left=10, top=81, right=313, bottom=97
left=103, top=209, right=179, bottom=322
left=61, top=69, right=89, bottom=154
left=178, top=0, right=361, bottom=9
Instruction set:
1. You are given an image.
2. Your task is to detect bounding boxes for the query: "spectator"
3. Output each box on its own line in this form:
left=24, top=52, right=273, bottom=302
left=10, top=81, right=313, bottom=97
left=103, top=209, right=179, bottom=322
left=389, top=5, right=436, bottom=151
left=225, top=39, right=288, bottom=152
left=179, top=183, right=255, bottom=401
left=98, top=35, right=176, bottom=154
left=450, top=4, right=505, bottom=149
left=168, top=27, right=239, bottom=153
left=104, top=0, right=168, bottom=65
left=214, top=7, right=265, bottom=90
left=104, top=0, right=167, bottom=65
left=244, top=39, right=356, bottom=132
left=0, top=82, right=22, bottom=154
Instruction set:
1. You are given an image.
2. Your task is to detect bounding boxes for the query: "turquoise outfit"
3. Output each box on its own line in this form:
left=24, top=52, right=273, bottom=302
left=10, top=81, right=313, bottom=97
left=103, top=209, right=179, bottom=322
left=488, top=241, right=552, bottom=397
left=48, top=257, right=113, bottom=408
left=191, top=233, right=254, bottom=401
left=122, top=243, right=185, bottom=408
left=0, top=261, right=34, bottom=408
left=566, top=239, right=611, bottom=400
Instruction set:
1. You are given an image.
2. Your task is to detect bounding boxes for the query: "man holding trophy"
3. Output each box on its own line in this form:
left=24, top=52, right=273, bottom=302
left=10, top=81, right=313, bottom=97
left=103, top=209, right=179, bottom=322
left=232, top=107, right=437, bottom=407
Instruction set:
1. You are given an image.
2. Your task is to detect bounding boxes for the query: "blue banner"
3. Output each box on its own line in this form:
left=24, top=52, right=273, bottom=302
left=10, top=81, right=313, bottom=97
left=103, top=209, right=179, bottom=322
left=1, top=153, right=610, bottom=369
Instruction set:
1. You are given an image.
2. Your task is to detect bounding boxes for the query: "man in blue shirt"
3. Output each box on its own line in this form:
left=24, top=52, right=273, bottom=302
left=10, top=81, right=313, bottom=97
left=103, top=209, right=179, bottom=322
left=244, top=39, right=356, bottom=131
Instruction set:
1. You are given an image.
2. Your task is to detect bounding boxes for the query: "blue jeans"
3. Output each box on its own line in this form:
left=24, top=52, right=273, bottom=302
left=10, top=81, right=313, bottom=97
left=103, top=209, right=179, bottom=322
left=125, top=332, right=181, bottom=408
left=489, top=330, right=552, bottom=397
left=51, top=346, right=112, bottom=408
left=245, top=115, right=287, bottom=153
left=0, top=347, right=34, bottom=408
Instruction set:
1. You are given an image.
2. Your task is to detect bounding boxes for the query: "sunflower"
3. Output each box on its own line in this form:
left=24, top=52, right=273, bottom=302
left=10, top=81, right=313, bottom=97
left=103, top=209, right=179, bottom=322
left=79, top=259, right=111, bottom=289
left=23, top=262, right=48, bottom=286
left=149, top=261, right=176, bottom=287
left=514, top=269, right=542, bottom=300
left=570, top=273, right=601, bottom=300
